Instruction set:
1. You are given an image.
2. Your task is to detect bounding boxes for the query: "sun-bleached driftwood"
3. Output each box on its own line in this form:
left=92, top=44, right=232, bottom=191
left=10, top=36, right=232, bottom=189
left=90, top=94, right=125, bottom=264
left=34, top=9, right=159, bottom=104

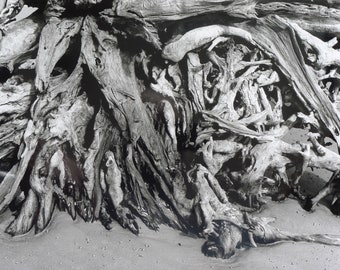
left=256, top=2, right=340, bottom=34
left=0, top=75, right=35, bottom=122
left=0, top=0, right=24, bottom=27
left=0, top=13, right=43, bottom=70
left=35, top=17, right=83, bottom=92
left=2, top=0, right=340, bottom=261
left=162, top=25, right=253, bottom=62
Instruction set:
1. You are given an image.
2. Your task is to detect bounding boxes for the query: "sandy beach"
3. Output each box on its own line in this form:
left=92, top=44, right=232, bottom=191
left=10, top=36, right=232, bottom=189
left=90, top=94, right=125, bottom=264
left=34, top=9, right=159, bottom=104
left=1, top=184, right=340, bottom=270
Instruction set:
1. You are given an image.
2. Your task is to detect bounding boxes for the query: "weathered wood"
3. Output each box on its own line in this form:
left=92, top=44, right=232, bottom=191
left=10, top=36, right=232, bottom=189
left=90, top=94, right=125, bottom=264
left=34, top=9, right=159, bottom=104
left=114, top=0, right=258, bottom=21
left=0, top=13, right=43, bottom=69
left=0, top=119, right=27, bottom=159
left=83, top=108, right=113, bottom=216
left=289, top=22, right=340, bottom=68
left=2, top=0, right=340, bottom=261
left=35, top=17, right=83, bottom=92
left=29, top=140, right=58, bottom=233
left=32, top=61, right=82, bottom=120
left=0, top=0, right=24, bottom=26
left=0, top=75, right=35, bottom=122
left=79, top=16, right=196, bottom=230
left=0, top=120, right=42, bottom=213
left=186, top=53, right=206, bottom=111
left=162, top=25, right=253, bottom=62
left=5, top=190, right=39, bottom=236
left=111, top=0, right=340, bottom=24
left=82, top=17, right=178, bottom=190
left=236, top=16, right=340, bottom=147
left=256, top=2, right=340, bottom=35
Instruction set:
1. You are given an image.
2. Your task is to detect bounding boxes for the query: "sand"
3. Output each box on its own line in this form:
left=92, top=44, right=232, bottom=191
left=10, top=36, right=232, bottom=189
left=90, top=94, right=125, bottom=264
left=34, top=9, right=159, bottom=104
left=1, top=185, right=340, bottom=270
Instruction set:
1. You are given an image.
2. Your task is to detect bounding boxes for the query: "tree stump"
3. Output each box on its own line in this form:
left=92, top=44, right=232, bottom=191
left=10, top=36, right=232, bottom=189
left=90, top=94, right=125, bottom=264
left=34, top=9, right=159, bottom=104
left=2, top=0, right=340, bottom=259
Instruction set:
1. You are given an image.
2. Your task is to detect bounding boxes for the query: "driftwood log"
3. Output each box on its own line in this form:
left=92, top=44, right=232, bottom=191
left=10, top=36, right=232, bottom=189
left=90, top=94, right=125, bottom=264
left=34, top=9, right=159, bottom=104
left=2, top=0, right=340, bottom=259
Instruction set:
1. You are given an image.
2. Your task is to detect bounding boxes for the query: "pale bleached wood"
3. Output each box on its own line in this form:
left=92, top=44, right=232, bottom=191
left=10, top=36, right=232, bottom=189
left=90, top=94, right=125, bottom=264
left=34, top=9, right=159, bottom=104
left=35, top=17, right=83, bottom=92
left=1, top=0, right=340, bottom=260
left=162, top=25, right=253, bottom=62
left=0, top=13, right=43, bottom=69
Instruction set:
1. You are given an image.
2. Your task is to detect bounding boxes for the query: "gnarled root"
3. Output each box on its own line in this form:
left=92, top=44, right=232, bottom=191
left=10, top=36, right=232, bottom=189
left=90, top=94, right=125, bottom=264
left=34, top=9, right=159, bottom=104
left=203, top=211, right=340, bottom=259
left=2, top=0, right=340, bottom=261
left=188, top=164, right=244, bottom=234
left=202, top=220, right=242, bottom=259
left=100, top=150, right=139, bottom=235
left=5, top=190, right=38, bottom=236
left=302, top=170, right=340, bottom=212
left=233, top=136, right=340, bottom=208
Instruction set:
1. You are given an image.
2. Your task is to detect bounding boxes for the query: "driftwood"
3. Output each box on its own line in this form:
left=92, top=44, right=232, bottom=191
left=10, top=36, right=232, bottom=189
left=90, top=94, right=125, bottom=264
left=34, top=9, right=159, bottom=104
left=1, top=0, right=340, bottom=260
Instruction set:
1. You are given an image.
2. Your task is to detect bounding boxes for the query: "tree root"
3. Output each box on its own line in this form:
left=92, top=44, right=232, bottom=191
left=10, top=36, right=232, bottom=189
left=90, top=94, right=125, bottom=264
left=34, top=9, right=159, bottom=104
left=2, top=0, right=340, bottom=261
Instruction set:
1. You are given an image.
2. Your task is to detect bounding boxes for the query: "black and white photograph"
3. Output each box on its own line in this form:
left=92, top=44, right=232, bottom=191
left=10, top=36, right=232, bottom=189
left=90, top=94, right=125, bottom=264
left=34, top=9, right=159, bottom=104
left=1, top=1, right=340, bottom=269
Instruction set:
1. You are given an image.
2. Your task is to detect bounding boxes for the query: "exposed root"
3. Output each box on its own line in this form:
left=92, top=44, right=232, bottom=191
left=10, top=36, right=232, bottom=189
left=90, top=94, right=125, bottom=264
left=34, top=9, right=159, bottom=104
left=2, top=0, right=340, bottom=261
